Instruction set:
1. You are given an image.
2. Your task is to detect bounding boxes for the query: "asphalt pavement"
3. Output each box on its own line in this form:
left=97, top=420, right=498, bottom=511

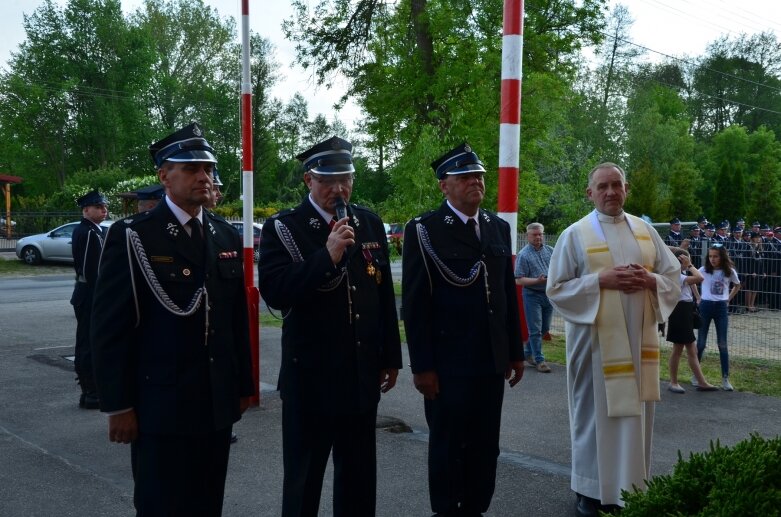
left=0, top=266, right=780, bottom=516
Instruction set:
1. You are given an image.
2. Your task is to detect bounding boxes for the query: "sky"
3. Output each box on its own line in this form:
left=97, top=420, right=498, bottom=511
left=0, top=0, right=779, bottom=129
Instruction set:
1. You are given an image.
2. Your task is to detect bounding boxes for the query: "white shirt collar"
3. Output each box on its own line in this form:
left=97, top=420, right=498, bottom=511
left=165, top=196, right=202, bottom=226
left=308, top=194, right=333, bottom=223
left=446, top=200, right=479, bottom=225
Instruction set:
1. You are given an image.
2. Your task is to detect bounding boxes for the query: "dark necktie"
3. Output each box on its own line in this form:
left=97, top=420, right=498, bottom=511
left=329, top=217, right=337, bottom=231
left=188, top=217, right=203, bottom=250
left=467, top=218, right=480, bottom=242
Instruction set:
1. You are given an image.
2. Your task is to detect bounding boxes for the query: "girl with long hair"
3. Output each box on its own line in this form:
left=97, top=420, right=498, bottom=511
left=696, top=244, right=741, bottom=391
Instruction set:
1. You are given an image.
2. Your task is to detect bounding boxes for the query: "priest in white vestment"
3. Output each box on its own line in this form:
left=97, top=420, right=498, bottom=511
left=546, top=163, right=680, bottom=516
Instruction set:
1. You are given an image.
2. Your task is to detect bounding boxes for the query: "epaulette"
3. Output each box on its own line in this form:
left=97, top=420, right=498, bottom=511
left=349, top=203, right=373, bottom=214
left=413, top=210, right=437, bottom=223
left=204, top=210, right=229, bottom=225
left=270, top=207, right=297, bottom=220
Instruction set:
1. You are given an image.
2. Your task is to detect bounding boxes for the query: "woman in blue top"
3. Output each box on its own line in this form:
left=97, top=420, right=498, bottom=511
left=696, top=243, right=741, bottom=391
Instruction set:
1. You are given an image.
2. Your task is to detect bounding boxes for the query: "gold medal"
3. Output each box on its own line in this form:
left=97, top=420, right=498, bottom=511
left=366, top=263, right=376, bottom=277
left=374, top=269, right=382, bottom=284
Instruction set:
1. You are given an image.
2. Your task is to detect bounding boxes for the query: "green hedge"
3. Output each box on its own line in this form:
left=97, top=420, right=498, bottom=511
left=619, top=434, right=781, bottom=516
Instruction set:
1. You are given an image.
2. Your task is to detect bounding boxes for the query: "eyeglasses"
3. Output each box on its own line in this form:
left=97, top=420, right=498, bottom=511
left=309, top=173, right=354, bottom=187
left=709, top=243, right=724, bottom=249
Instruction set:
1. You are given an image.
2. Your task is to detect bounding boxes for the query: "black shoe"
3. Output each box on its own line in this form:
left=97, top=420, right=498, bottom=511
left=79, top=392, right=100, bottom=410
left=575, top=493, right=600, bottom=517
left=230, top=432, right=238, bottom=444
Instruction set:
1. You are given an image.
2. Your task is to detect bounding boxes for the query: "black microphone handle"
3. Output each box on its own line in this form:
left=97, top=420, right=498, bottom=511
left=335, top=198, right=348, bottom=220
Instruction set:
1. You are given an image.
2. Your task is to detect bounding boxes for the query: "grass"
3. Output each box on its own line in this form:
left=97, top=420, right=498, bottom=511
left=542, top=334, right=781, bottom=398
left=0, top=257, right=72, bottom=276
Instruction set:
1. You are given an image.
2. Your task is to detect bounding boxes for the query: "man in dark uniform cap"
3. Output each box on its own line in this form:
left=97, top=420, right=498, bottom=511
left=135, top=184, right=164, bottom=213
left=91, top=122, right=255, bottom=516
left=258, top=136, right=402, bottom=516
left=688, top=226, right=703, bottom=268
left=663, top=217, right=683, bottom=246
left=70, top=189, right=108, bottom=409
left=402, top=142, right=524, bottom=516
left=714, top=220, right=729, bottom=242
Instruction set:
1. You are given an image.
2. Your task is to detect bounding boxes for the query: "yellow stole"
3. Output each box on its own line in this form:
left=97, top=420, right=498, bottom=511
left=578, top=212, right=661, bottom=417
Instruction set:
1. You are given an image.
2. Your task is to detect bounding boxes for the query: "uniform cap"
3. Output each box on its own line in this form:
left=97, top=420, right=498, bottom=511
left=670, top=217, right=681, bottom=225
left=774, top=227, right=781, bottom=234
left=296, top=136, right=354, bottom=175
left=718, top=220, right=730, bottom=230
left=77, top=190, right=108, bottom=208
left=212, top=167, right=223, bottom=186
left=732, top=226, right=743, bottom=233
left=431, top=143, right=486, bottom=180
left=149, top=122, right=217, bottom=168
left=697, top=215, right=708, bottom=224
left=705, top=223, right=715, bottom=231
left=135, top=184, right=164, bottom=201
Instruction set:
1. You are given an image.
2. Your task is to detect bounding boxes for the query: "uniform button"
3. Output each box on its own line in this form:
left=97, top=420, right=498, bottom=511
left=326, top=272, right=332, bottom=278
left=209, top=329, right=215, bottom=335
left=351, top=286, right=357, bottom=292
left=355, top=313, right=360, bottom=320
left=210, top=357, right=214, bottom=363
left=488, top=309, right=494, bottom=315
left=292, top=358, right=299, bottom=363
left=356, top=341, right=361, bottom=347
left=205, top=273, right=210, bottom=280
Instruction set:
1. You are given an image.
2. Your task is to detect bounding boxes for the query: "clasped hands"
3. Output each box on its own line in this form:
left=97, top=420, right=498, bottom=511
left=599, top=263, right=656, bottom=293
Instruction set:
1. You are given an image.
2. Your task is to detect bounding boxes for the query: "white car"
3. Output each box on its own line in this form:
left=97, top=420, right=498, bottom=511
left=15, top=220, right=112, bottom=265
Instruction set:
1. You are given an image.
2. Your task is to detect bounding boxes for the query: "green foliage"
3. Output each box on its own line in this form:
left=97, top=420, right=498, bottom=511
left=620, top=435, right=781, bottom=516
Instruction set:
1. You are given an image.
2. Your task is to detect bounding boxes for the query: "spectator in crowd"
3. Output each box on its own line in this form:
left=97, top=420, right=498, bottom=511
left=664, top=217, right=683, bottom=246
left=713, top=219, right=729, bottom=242
left=70, top=190, right=108, bottom=409
left=546, top=162, right=680, bottom=515
left=666, top=248, right=717, bottom=393
left=696, top=243, right=741, bottom=391
left=515, top=222, right=555, bottom=373
left=258, top=136, right=402, bottom=516
left=688, top=226, right=703, bottom=268
left=743, top=232, right=766, bottom=313
left=402, top=143, right=523, bottom=516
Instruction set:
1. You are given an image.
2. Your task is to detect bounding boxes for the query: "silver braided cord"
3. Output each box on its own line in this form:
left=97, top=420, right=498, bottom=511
left=125, top=228, right=206, bottom=321
left=416, top=222, right=485, bottom=287
left=275, top=219, right=304, bottom=262
left=274, top=218, right=346, bottom=292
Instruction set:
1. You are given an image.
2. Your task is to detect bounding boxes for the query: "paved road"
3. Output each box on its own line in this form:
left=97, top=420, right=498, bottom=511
left=1, top=272, right=779, bottom=516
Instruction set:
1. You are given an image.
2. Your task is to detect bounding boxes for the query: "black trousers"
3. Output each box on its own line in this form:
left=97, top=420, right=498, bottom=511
left=130, top=427, right=232, bottom=517
left=281, top=403, right=377, bottom=517
left=424, top=374, right=505, bottom=515
left=71, top=285, right=95, bottom=389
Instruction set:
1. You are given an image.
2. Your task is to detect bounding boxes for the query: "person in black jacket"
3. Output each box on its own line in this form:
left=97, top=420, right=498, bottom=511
left=91, top=123, right=255, bottom=516
left=402, top=143, right=524, bottom=516
left=258, top=136, right=402, bottom=517
left=70, top=190, right=108, bottom=409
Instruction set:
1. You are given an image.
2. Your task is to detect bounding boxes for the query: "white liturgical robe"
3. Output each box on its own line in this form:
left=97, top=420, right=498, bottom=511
left=546, top=210, right=680, bottom=506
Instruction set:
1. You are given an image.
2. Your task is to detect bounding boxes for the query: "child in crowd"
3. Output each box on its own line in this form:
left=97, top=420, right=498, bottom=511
left=696, top=244, right=741, bottom=391
left=666, top=248, right=717, bottom=393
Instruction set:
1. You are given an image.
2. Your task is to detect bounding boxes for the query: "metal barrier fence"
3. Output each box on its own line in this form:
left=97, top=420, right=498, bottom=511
left=535, top=231, right=781, bottom=363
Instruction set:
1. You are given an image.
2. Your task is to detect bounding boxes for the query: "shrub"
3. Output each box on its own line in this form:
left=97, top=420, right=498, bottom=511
left=619, top=434, right=781, bottom=516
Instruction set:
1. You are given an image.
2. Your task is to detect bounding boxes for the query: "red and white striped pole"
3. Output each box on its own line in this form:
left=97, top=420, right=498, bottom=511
left=498, top=0, right=527, bottom=341
left=498, top=0, right=523, bottom=251
left=240, top=0, right=260, bottom=405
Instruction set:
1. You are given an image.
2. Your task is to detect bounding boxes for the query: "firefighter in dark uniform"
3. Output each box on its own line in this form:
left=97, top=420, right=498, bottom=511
left=258, top=136, right=402, bottom=517
left=769, top=227, right=781, bottom=310
left=70, top=190, right=108, bottom=409
left=688, top=226, right=703, bottom=268
left=402, top=143, right=524, bottom=516
left=663, top=217, right=683, bottom=246
left=90, top=123, right=255, bottom=516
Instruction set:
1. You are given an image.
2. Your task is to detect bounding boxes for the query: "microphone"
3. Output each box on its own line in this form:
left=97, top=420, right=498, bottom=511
left=335, top=197, right=348, bottom=221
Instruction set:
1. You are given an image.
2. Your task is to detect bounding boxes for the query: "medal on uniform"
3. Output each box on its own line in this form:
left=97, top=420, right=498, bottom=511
left=361, top=248, right=380, bottom=283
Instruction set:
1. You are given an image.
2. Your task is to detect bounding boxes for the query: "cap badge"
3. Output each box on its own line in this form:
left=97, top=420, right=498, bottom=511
left=464, top=144, right=472, bottom=153
left=192, top=124, right=202, bottom=136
